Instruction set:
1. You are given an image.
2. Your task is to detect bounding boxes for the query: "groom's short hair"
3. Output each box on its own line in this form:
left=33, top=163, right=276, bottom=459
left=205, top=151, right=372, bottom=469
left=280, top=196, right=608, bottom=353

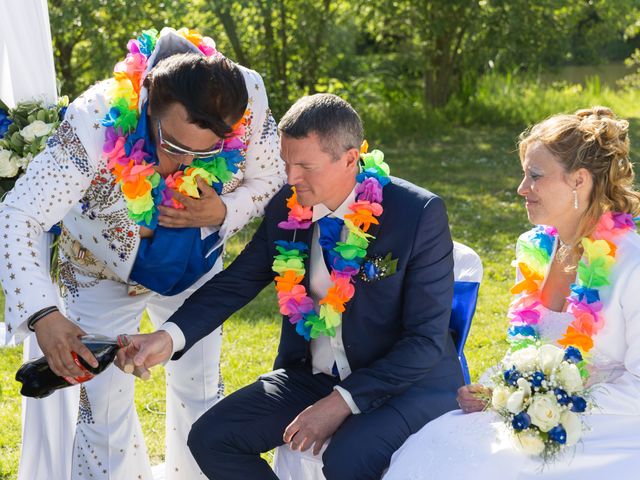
left=278, top=94, right=364, bottom=161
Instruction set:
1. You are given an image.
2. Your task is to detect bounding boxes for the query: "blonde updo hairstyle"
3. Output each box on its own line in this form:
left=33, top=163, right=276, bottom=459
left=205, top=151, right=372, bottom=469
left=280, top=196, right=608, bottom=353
left=518, top=106, right=640, bottom=242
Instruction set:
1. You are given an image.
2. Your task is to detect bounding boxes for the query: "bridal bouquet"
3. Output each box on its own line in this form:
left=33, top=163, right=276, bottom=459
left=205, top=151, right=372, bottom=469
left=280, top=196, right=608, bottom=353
left=0, top=97, right=68, bottom=189
left=488, top=343, right=590, bottom=461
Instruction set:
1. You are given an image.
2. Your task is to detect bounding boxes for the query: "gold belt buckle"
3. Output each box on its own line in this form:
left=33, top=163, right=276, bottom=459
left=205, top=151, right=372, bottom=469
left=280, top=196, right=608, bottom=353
left=127, top=284, right=151, bottom=297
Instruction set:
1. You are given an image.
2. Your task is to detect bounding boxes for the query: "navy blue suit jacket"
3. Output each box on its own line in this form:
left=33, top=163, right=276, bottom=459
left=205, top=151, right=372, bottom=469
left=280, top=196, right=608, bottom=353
left=169, top=177, right=463, bottom=430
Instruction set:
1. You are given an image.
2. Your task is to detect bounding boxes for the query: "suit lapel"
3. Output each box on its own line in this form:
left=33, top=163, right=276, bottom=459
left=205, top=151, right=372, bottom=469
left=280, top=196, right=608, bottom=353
left=363, top=206, right=386, bottom=253
left=341, top=200, right=388, bottom=322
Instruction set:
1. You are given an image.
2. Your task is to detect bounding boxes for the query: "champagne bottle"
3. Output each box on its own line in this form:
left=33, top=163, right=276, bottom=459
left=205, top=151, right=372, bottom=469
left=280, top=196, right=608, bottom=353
left=15, top=334, right=128, bottom=398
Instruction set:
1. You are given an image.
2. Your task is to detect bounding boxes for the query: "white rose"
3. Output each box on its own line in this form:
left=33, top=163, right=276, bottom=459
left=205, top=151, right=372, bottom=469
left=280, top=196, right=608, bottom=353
left=20, top=120, right=53, bottom=142
left=16, top=153, right=32, bottom=170
left=538, top=344, right=565, bottom=375
left=560, top=411, right=582, bottom=446
left=508, top=346, right=538, bottom=372
left=527, top=394, right=561, bottom=432
left=516, top=377, right=532, bottom=397
left=557, top=362, right=584, bottom=394
left=491, top=385, right=512, bottom=410
left=513, top=431, right=545, bottom=456
left=0, top=149, right=19, bottom=177
left=506, top=390, right=525, bottom=414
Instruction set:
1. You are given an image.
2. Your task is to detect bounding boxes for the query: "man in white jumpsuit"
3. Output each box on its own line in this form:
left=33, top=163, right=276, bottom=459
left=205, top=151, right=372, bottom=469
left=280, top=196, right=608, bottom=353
left=0, top=27, right=284, bottom=479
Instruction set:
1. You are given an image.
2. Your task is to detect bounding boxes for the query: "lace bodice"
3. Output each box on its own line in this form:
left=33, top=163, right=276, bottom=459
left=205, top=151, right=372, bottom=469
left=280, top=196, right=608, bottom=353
left=534, top=307, right=625, bottom=385
left=536, top=307, right=574, bottom=344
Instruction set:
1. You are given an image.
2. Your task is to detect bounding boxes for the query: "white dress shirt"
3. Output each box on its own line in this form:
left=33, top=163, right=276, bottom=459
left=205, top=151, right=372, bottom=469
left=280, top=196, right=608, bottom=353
left=308, top=188, right=361, bottom=413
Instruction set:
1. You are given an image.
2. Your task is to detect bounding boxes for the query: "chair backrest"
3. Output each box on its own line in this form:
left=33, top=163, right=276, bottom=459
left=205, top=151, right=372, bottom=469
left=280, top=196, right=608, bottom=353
left=450, top=241, right=482, bottom=384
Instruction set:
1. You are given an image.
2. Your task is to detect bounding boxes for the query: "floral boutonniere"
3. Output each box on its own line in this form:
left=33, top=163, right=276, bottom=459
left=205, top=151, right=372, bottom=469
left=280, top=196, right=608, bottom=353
left=359, top=252, right=398, bottom=282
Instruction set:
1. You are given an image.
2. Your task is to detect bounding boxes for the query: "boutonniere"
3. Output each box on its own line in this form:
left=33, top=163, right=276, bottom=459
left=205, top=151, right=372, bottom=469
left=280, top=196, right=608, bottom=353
left=359, top=252, right=398, bottom=282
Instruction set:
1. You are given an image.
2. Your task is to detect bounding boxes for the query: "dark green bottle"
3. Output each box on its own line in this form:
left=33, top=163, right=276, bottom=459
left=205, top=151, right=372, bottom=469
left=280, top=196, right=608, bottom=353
left=15, top=334, right=128, bottom=398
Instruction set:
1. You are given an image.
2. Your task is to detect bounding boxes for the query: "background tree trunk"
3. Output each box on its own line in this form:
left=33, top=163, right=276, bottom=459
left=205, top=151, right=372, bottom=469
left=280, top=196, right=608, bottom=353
left=208, top=1, right=250, bottom=66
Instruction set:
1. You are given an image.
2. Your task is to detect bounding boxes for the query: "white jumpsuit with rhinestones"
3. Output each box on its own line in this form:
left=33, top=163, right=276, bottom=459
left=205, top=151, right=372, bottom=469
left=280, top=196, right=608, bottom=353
left=1, top=55, right=284, bottom=480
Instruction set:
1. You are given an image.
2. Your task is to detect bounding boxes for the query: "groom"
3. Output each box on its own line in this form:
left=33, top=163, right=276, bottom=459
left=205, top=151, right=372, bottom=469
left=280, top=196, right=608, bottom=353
left=118, top=94, right=463, bottom=479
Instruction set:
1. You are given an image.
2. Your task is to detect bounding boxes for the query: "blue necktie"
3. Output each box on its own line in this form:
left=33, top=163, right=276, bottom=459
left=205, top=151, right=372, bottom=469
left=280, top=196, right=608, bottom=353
left=317, top=215, right=344, bottom=272
left=318, top=216, right=345, bottom=379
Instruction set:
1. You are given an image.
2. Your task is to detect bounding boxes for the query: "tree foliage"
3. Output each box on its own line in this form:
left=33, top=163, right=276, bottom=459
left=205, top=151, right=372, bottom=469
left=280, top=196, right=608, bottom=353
left=47, top=0, right=640, bottom=117
left=48, top=0, right=192, bottom=96
left=358, top=0, right=640, bottom=108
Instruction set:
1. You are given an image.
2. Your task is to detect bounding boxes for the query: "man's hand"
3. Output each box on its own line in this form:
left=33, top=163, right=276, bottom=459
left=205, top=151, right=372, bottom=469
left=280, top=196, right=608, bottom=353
left=115, top=331, right=173, bottom=379
left=283, top=390, right=353, bottom=455
left=457, top=384, right=492, bottom=413
left=158, top=177, right=227, bottom=228
left=34, top=311, right=98, bottom=382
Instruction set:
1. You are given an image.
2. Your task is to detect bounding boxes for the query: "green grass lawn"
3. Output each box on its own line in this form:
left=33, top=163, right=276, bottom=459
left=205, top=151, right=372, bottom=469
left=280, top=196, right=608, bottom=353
left=1, top=118, right=638, bottom=478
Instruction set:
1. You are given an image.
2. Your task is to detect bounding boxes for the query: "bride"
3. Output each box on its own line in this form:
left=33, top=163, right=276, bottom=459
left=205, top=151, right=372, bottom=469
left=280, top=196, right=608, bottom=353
left=385, top=106, right=640, bottom=479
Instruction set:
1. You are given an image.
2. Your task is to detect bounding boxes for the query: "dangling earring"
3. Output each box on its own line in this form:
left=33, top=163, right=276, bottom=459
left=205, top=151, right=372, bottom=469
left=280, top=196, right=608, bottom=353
left=573, top=189, right=578, bottom=210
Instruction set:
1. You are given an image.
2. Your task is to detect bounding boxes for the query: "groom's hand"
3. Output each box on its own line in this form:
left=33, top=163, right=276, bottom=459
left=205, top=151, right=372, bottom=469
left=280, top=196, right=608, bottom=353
left=115, top=331, right=173, bottom=379
left=283, top=390, right=352, bottom=455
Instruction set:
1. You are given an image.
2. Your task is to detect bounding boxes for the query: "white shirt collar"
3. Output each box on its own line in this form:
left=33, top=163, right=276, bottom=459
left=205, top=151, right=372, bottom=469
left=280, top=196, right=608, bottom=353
left=311, top=186, right=357, bottom=223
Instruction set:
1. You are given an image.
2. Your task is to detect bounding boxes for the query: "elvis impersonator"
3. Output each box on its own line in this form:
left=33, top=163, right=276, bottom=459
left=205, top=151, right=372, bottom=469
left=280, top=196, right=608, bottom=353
left=0, top=27, right=284, bottom=479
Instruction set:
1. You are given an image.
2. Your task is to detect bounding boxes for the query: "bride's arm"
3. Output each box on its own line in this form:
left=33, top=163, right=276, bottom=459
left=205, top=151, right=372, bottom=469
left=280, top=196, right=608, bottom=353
left=457, top=384, right=492, bottom=412
left=590, top=260, right=640, bottom=415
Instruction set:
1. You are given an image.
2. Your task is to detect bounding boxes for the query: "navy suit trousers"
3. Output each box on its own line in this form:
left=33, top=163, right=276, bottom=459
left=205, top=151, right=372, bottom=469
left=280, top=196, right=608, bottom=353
left=188, top=366, right=414, bottom=480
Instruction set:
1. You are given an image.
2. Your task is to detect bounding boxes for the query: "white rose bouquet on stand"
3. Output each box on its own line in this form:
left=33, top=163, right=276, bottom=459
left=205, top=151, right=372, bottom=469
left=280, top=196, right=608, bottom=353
left=489, top=344, right=591, bottom=461
left=0, top=96, right=68, bottom=194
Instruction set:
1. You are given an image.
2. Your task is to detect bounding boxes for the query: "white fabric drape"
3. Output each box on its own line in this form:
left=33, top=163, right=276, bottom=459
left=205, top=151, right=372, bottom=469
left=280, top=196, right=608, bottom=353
left=0, top=0, right=58, bottom=108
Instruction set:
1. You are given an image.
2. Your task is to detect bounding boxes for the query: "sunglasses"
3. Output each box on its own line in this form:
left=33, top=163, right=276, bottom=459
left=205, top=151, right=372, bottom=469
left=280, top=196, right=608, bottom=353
left=157, top=120, right=225, bottom=158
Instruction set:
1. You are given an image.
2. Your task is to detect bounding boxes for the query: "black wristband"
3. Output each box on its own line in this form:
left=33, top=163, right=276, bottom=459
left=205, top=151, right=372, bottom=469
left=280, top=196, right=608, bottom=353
left=27, top=306, right=59, bottom=332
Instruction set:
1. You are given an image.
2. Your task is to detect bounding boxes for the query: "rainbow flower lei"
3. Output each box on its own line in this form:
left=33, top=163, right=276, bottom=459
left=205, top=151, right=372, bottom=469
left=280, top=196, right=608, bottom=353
left=272, top=142, right=391, bottom=340
left=101, top=28, right=249, bottom=229
left=507, top=212, right=637, bottom=356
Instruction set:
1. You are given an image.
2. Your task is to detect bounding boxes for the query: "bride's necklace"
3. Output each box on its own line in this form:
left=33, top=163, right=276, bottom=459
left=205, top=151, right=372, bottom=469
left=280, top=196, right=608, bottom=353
left=557, top=237, right=573, bottom=249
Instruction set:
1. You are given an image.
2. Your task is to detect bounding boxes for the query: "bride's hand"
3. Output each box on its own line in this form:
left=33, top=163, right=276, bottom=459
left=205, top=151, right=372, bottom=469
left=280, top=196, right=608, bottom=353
left=457, top=384, right=492, bottom=413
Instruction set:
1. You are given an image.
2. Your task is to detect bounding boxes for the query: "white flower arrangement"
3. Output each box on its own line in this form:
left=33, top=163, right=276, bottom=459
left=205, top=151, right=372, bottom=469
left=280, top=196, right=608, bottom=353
left=0, top=97, right=68, bottom=192
left=488, top=343, right=591, bottom=461
left=0, top=148, right=19, bottom=178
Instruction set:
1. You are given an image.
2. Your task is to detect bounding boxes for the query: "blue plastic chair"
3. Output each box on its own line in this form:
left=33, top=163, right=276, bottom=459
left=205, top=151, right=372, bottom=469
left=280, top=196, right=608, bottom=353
left=450, top=242, right=483, bottom=385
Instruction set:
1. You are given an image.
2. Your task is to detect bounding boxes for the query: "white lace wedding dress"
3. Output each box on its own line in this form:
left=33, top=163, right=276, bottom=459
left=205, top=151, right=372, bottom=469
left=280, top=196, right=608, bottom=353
left=385, top=232, right=640, bottom=479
